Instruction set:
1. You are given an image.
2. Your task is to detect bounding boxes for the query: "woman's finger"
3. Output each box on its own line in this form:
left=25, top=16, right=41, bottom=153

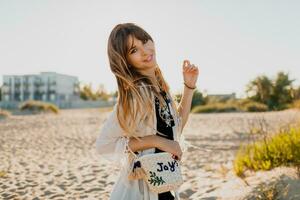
left=183, top=60, right=190, bottom=68
left=183, top=60, right=187, bottom=65
left=186, top=60, right=191, bottom=66
left=187, top=64, right=195, bottom=72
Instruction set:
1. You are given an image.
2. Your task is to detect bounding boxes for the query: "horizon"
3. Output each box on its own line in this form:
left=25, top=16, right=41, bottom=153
left=0, top=70, right=297, bottom=97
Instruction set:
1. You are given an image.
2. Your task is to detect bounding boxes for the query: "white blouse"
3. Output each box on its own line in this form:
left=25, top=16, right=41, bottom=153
left=95, top=87, right=188, bottom=200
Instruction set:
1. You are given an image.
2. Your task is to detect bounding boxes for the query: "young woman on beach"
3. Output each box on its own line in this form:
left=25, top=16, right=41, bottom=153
left=96, top=23, right=199, bottom=200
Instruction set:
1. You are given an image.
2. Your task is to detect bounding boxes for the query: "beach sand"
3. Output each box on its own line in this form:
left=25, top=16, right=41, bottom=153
left=1, top=108, right=300, bottom=199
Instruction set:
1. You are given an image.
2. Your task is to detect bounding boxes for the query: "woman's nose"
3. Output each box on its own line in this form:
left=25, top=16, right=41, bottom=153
left=141, top=47, right=150, bottom=56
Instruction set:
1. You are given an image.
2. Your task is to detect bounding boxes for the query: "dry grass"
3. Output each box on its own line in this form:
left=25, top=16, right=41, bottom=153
left=0, top=109, right=11, bottom=119
left=19, top=100, right=60, bottom=114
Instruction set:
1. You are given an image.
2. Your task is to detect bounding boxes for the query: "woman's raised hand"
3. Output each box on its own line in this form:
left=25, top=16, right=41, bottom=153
left=182, top=59, right=199, bottom=89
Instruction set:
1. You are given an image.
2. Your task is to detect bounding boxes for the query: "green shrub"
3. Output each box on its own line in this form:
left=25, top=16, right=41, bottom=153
left=191, top=99, right=268, bottom=113
left=19, top=100, right=59, bottom=114
left=0, top=109, right=11, bottom=119
left=234, top=125, right=300, bottom=177
left=238, top=100, right=269, bottom=112
left=191, top=102, right=238, bottom=113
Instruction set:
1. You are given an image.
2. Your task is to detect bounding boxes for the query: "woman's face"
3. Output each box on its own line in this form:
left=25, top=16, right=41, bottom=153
left=126, top=35, right=157, bottom=74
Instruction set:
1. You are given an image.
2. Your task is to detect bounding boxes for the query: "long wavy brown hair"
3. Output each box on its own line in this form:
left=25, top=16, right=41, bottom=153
left=107, top=23, right=180, bottom=139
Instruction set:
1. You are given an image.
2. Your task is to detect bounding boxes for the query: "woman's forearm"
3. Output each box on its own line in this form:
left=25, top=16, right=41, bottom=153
left=128, top=135, right=182, bottom=159
left=177, top=86, right=195, bottom=131
left=128, top=135, right=161, bottom=152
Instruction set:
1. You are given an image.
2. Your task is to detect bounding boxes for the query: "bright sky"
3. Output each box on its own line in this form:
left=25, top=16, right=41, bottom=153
left=1, top=0, right=300, bottom=98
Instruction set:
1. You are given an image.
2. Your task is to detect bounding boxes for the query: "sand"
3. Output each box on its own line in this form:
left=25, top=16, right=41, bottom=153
left=0, top=108, right=300, bottom=199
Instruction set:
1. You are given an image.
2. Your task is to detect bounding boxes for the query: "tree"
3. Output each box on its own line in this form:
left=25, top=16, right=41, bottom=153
left=246, top=71, right=295, bottom=110
left=0, top=85, right=2, bottom=101
left=246, top=75, right=273, bottom=106
left=79, top=83, right=97, bottom=100
left=111, top=90, right=118, bottom=98
left=292, top=86, right=300, bottom=100
left=95, top=84, right=110, bottom=101
left=174, top=89, right=205, bottom=110
left=79, top=83, right=114, bottom=101
left=270, top=72, right=295, bottom=109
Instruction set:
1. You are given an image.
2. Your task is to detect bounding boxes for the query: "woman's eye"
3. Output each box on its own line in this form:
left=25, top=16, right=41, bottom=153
left=142, top=39, right=148, bottom=44
left=131, top=49, right=137, bottom=54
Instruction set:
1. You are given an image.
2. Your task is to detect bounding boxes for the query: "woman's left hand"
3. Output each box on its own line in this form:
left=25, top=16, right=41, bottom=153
left=182, top=59, right=199, bottom=88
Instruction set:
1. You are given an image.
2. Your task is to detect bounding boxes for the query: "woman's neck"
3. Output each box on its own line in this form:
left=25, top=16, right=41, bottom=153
left=141, top=68, right=156, bottom=80
left=139, top=68, right=161, bottom=92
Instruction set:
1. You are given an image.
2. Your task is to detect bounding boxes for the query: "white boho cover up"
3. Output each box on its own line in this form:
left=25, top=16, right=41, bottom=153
left=95, top=85, right=187, bottom=200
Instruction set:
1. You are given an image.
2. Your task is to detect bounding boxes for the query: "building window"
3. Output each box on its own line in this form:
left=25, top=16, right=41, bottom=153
left=50, top=94, right=56, bottom=101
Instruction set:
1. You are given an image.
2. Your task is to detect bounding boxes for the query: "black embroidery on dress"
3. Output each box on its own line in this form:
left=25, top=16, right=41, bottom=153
left=155, top=91, right=175, bottom=128
left=154, top=90, right=175, bottom=199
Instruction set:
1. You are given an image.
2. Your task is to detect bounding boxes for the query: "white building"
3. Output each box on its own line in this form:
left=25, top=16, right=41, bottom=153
left=206, top=93, right=236, bottom=102
left=1, top=72, right=80, bottom=102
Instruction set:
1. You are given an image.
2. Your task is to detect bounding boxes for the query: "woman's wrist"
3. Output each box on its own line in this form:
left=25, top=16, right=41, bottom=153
left=151, top=135, right=169, bottom=150
left=184, top=82, right=196, bottom=90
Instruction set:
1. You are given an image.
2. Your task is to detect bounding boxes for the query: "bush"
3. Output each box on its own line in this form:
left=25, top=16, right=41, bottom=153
left=19, top=100, right=60, bottom=114
left=0, top=109, right=11, bottom=119
left=234, top=125, right=300, bottom=177
left=191, top=99, right=268, bottom=113
left=237, top=100, right=269, bottom=112
left=191, top=102, right=238, bottom=113
left=289, top=99, right=300, bottom=109
left=175, top=89, right=205, bottom=110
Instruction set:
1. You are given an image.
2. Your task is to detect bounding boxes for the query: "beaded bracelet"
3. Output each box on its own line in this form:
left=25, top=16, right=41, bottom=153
left=184, top=82, right=196, bottom=90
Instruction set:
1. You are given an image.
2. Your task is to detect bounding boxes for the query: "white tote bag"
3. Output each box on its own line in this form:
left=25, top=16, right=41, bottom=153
left=129, top=151, right=184, bottom=193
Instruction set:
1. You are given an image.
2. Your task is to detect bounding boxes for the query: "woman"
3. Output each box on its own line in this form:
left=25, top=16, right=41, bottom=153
left=96, top=23, right=199, bottom=200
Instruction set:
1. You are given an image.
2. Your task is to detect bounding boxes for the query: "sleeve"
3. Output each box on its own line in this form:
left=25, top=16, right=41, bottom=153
left=95, top=105, right=134, bottom=168
left=178, top=133, right=189, bottom=153
left=96, top=84, right=150, bottom=168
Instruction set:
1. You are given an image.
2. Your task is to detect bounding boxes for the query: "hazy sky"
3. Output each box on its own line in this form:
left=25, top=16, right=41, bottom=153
left=1, top=0, right=299, bottom=98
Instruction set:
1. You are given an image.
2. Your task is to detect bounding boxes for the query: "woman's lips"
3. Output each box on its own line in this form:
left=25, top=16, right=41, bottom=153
left=144, top=55, right=153, bottom=62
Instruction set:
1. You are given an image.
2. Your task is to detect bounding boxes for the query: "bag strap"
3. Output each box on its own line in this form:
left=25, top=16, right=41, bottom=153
left=125, top=137, right=139, bottom=159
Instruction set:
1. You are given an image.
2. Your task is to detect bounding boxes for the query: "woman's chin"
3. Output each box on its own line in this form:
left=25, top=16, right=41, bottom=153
left=144, top=61, right=157, bottom=69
